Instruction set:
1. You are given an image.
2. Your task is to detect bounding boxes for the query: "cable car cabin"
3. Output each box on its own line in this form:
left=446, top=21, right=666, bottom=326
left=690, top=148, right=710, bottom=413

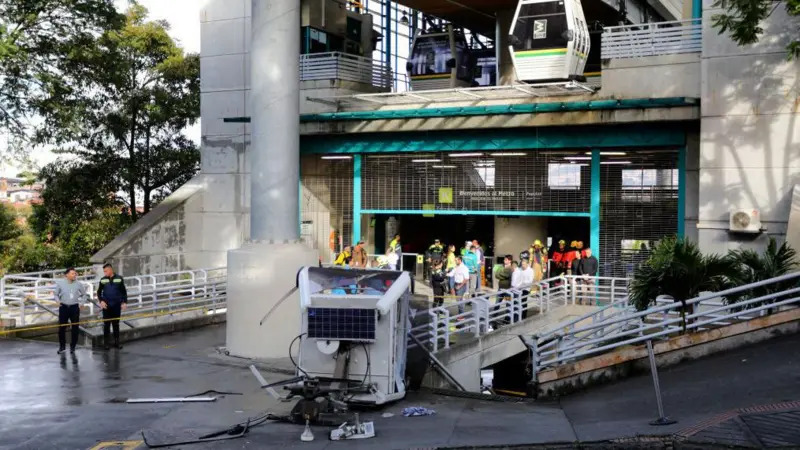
left=509, top=0, right=590, bottom=82
left=407, top=25, right=475, bottom=91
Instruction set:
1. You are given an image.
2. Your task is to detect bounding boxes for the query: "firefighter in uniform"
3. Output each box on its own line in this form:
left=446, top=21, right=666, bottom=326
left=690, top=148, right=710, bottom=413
left=530, top=240, right=548, bottom=282
left=551, top=239, right=569, bottom=277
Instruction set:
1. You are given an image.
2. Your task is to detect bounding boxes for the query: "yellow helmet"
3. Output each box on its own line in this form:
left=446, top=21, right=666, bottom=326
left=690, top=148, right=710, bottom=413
left=533, top=239, right=543, bottom=247
left=558, top=239, right=566, bottom=245
left=570, top=240, right=578, bottom=248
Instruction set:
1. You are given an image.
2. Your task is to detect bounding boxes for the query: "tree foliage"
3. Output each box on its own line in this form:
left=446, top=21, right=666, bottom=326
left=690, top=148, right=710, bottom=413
left=0, top=0, right=121, bottom=136
left=39, top=4, right=200, bottom=220
left=0, top=202, right=22, bottom=248
left=712, top=0, right=800, bottom=59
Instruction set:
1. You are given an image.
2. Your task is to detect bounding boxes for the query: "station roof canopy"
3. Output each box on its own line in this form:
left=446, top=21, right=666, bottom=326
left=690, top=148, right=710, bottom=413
left=394, top=0, right=518, bottom=36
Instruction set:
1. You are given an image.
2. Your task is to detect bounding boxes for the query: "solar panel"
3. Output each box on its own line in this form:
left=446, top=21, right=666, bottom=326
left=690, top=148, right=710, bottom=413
left=307, top=308, right=377, bottom=341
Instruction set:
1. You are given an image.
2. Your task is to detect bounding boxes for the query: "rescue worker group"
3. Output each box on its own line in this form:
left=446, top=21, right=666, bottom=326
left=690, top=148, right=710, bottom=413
left=332, top=235, right=599, bottom=308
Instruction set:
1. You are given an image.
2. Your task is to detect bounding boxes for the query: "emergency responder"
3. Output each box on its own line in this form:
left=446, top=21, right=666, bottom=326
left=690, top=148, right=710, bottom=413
left=389, top=234, right=401, bottom=253
left=334, top=246, right=352, bottom=266
left=551, top=240, right=569, bottom=277
left=530, top=240, right=548, bottom=282
left=352, top=241, right=368, bottom=268
left=97, top=263, right=127, bottom=350
left=429, top=258, right=447, bottom=308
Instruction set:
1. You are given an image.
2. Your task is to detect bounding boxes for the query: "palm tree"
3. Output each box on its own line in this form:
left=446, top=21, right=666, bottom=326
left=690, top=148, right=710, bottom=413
left=726, top=238, right=798, bottom=308
left=629, top=237, right=736, bottom=332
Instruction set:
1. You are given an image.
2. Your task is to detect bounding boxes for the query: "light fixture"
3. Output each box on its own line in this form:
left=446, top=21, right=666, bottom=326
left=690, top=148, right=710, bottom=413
left=321, top=155, right=353, bottom=160
left=601, top=161, right=632, bottom=165
left=564, top=156, right=592, bottom=161
left=568, top=162, right=589, bottom=166
left=411, top=158, right=441, bottom=163
left=492, top=152, right=526, bottom=156
left=400, top=13, right=409, bottom=25
left=432, top=165, right=457, bottom=169
left=448, top=152, right=483, bottom=157
left=585, top=151, right=627, bottom=156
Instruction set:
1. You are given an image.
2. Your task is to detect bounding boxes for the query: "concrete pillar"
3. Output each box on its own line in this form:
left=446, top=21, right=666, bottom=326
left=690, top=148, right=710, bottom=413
left=226, top=0, right=317, bottom=359
left=495, top=8, right=517, bottom=85
left=250, top=0, right=300, bottom=242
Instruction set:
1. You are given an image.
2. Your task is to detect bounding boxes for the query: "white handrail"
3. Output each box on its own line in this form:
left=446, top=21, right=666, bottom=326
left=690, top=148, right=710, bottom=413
left=601, top=18, right=702, bottom=59
left=299, top=52, right=393, bottom=90
left=529, top=271, right=800, bottom=376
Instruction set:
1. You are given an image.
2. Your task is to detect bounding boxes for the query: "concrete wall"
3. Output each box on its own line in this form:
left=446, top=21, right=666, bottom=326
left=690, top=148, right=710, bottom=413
left=599, top=53, right=701, bottom=99
left=696, top=3, right=800, bottom=253
left=494, top=217, right=548, bottom=259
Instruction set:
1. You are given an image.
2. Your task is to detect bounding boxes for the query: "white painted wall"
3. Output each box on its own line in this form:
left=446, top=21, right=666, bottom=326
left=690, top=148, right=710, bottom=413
left=697, top=2, right=800, bottom=253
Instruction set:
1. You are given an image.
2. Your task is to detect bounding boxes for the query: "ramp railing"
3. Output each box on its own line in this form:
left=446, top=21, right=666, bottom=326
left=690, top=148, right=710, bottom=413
left=409, top=274, right=630, bottom=352
left=1, top=267, right=227, bottom=328
left=601, top=18, right=702, bottom=59
left=528, top=271, right=800, bottom=378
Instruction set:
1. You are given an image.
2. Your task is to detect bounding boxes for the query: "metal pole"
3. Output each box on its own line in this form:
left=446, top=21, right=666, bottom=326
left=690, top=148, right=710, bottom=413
left=250, top=0, right=301, bottom=242
left=646, top=340, right=676, bottom=426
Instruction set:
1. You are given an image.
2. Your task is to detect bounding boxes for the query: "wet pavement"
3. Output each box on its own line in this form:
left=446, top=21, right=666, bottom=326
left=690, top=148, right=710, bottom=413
left=1, top=324, right=798, bottom=449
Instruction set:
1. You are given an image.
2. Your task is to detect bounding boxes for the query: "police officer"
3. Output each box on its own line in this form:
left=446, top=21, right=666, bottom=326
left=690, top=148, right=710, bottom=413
left=425, top=239, right=444, bottom=280
left=97, top=263, right=128, bottom=350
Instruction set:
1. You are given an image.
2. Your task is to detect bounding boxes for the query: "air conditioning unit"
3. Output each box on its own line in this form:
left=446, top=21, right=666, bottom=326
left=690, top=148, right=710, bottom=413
left=729, top=209, right=762, bottom=233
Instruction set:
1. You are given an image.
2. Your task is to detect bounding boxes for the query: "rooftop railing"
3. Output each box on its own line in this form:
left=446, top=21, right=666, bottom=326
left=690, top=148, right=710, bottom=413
left=601, top=18, right=702, bottom=59
left=300, top=52, right=393, bottom=90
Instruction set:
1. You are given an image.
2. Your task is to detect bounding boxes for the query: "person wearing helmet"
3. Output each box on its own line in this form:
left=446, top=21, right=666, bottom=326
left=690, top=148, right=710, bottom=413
left=576, top=240, right=587, bottom=258
left=530, top=240, right=548, bottom=283
left=551, top=239, right=569, bottom=277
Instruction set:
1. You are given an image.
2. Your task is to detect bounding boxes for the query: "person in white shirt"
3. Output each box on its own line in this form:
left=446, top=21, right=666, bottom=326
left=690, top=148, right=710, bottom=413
left=386, top=247, right=399, bottom=270
left=516, top=259, right=535, bottom=319
left=510, top=261, right=522, bottom=290
left=447, top=255, right=470, bottom=314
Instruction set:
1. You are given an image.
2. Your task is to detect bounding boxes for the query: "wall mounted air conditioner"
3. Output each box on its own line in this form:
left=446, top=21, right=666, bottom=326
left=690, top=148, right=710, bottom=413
left=729, top=209, right=762, bottom=233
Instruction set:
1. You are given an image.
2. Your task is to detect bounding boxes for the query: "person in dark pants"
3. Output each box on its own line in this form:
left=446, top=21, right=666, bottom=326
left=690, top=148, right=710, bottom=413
left=97, top=263, right=128, bottom=350
left=54, top=268, right=88, bottom=354
left=429, top=259, right=447, bottom=308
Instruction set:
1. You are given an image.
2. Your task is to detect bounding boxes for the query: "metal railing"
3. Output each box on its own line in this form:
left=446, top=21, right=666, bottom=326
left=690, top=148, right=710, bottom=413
left=1, top=267, right=227, bottom=328
left=529, top=271, right=800, bottom=378
left=601, top=18, right=702, bottom=59
left=409, top=274, right=629, bottom=352
left=300, top=52, right=393, bottom=90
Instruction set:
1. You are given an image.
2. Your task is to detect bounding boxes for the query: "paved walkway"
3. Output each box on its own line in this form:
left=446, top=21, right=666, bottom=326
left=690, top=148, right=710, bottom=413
left=1, top=325, right=798, bottom=449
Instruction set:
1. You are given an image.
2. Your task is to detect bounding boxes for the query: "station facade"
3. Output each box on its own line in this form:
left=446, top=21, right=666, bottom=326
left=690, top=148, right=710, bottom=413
left=92, top=0, right=798, bottom=279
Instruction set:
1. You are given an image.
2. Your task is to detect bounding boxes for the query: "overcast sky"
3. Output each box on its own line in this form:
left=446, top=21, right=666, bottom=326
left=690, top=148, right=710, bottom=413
left=1, top=0, right=203, bottom=177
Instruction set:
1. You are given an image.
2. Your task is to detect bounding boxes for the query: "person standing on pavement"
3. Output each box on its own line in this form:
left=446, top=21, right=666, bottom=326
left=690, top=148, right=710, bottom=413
left=97, top=263, right=127, bottom=350
left=461, top=242, right=479, bottom=297
left=445, top=244, right=457, bottom=294
left=495, top=255, right=514, bottom=300
left=472, top=240, right=483, bottom=290
left=389, top=234, right=401, bottom=253
left=518, top=259, right=535, bottom=319
left=429, top=259, right=447, bottom=308
left=579, top=248, right=599, bottom=304
left=54, top=268, right=89, bottom=354
left=447, top=255, right=470, bottom=314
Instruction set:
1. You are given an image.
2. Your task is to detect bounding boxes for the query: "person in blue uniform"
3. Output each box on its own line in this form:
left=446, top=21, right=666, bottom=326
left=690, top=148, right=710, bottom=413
left=97, top=263, right=128, bottom=350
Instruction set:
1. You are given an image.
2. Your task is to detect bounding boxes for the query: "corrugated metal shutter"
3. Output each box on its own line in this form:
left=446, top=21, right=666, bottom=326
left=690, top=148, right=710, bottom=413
left=599, top=150, right=679, bottom=277
left=300, top=156, right=354, bottom=252
left=362, top=152, right=591, bottom=213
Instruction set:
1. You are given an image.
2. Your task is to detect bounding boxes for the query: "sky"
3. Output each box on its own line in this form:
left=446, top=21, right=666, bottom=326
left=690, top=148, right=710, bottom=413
left=0, top=0, right=204, bottom=177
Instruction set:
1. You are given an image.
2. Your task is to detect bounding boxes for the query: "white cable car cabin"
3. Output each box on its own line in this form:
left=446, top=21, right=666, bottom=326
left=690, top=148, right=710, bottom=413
left=407, top=25, right=475, bottom=91
left=509, top=0, right=590, bottom=82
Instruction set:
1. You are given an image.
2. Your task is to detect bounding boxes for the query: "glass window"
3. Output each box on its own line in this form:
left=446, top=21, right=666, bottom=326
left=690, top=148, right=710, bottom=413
left=473, top=161, right=495, bottom=187
left=409, top=34, right=452, bottom=76
left=548, top=163, right=581, bottom=190
left=511, top=2, right=568, bottom=51
left=622, top=169, right=678, bottom=189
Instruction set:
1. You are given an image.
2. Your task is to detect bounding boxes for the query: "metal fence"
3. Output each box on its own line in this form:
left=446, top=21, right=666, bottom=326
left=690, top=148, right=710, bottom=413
left=601, top=18, right=702, bottom=59
left=529, top=271, right=800, bottom=379
left=409, top=274, right=630, bottom=352
left=300, top=52, right=393, bottom=90
left=1, top=268, right=227, bottom=328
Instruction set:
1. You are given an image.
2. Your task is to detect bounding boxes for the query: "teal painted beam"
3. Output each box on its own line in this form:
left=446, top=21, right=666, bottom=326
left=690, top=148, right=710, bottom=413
left=302, top=125, right=687, bottom=154
left=361, top=209, right=591, bottom=218
left=677, top=146, right=687, bottom=237
left=692, top=0, right=701, bottom=19
left=300, top=97, right=699, bottom=122
left=352, top=155, right=362, bottom=244
left=590, top=149, right=601, bottom=259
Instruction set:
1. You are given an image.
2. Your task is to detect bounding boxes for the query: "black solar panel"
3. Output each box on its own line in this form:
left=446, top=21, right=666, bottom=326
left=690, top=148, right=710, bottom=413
left=307, top=308, right=377, bottom=341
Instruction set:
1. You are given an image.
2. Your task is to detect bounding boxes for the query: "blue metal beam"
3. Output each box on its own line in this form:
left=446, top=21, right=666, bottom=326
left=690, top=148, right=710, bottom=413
left=677, top=145, right=687, bottom=237
left=301, top=124, right=687, bottom=154
left=353, top=155, right=363, bottom=244
left=360, top=209, right=590, bottom=218
left=590, top=149, right=601, bottom=259
left=300, top=97, right=699, bottom=122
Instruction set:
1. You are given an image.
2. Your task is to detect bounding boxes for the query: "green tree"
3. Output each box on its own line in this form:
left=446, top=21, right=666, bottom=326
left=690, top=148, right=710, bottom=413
left=1, top=233, right=62, bottom=274
left=712, top=0, right=800, bottom=59
left=629, top=237, right=736, bottom=331
left=0, top=0, right=121, bottom=136
left=38, top=4, right=200, bottom=220
left=0, top=202, right=22, bottom=248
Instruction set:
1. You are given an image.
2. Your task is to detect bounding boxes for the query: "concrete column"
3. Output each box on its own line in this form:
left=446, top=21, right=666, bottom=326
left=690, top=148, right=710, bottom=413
left=226, top=0, right=318, bottom=359
left=495, top=8, right=517, bottom=85
left=250, top=0, right=300, bottom=242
